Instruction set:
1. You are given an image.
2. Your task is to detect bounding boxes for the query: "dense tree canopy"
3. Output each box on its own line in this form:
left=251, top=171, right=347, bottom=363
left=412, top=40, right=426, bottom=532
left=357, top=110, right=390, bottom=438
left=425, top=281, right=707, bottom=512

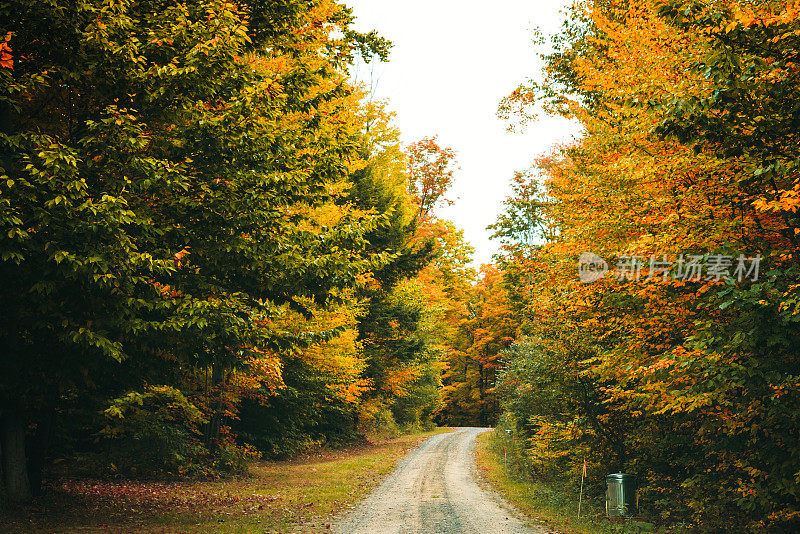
left=0, top=0, right=471, bottom=503
left=489, top=0, right=800, bottom=531
left=6, top=2, right=797, bottom=532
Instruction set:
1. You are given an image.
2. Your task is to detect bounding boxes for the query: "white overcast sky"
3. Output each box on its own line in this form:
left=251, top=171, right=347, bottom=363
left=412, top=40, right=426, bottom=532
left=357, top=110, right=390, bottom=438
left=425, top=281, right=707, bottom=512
left=345, top=0, right=581, bottom=266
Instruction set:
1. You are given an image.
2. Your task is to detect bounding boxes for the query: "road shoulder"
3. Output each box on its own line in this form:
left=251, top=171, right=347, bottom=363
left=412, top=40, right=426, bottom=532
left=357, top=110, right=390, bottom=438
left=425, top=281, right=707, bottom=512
left=474, top=430, right=572, bottom=534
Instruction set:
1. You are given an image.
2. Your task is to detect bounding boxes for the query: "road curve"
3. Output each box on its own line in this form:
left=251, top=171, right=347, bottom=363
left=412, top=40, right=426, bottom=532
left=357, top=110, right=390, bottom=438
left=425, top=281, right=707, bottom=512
left=333, top=427, right=544, bottom=534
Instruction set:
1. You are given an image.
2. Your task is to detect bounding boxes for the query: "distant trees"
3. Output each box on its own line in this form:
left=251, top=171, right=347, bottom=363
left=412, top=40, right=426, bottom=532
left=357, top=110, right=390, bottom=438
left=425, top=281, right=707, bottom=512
left=438, top=265, right=514, bottom=427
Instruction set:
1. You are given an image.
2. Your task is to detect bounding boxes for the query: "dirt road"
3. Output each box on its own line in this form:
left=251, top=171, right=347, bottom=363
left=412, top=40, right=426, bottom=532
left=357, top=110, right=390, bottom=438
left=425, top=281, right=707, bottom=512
left=333, top=427, right=544, bottom=534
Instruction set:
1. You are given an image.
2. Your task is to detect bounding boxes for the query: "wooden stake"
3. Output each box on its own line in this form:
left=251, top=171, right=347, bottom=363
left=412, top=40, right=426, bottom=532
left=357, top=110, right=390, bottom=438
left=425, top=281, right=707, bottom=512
left=578, top=459, right=586, bottom=520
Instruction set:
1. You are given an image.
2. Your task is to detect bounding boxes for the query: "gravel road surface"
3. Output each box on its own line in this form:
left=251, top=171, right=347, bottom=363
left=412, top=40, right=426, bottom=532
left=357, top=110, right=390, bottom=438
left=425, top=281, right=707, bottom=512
left=333, top=427, right=544, bottom=534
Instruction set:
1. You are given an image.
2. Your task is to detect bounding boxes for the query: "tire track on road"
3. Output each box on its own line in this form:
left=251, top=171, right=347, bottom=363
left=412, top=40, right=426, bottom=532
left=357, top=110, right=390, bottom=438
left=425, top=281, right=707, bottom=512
left=333, top=427, right=543, bottom=534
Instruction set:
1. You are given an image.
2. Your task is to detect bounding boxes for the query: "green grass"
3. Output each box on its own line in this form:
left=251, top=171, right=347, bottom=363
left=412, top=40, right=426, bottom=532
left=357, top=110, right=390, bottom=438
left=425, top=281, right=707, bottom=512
left=0, top=428, right=452, bottom=533
left=474, top=430, right=658, bottom=534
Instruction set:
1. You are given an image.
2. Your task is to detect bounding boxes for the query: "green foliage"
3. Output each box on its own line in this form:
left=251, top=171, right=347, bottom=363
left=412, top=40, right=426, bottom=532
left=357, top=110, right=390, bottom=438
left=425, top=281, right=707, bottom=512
left=488, top=170, right=552, bottom=250
left=233, top=356, right=358, bottom=459
left=0, top=0, right=467, bottom=498
left=0, top=0, right=400, bottom=486
left=610, top=522, right=656, bottom=534
left=100, top=386, right=211, bottom=477
left=346, top=119, right=453, bottom=434
left=360, top=405, right=402, bottom=439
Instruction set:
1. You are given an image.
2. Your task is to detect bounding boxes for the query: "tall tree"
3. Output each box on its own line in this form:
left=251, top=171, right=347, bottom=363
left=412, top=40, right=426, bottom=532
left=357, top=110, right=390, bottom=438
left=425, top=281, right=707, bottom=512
left=494, top=0, right=800, bottom=529
left=406, top=136, right=457, bottom=223
left=0, top=0, right=389, bottom=500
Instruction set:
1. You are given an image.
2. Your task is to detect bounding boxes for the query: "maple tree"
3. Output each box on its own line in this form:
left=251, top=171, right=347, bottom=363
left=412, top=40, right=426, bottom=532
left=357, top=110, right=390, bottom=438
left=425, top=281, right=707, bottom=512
left=406, top=136, right=458, bottom=223
left=350, top=123, right=467, bottom=434
left=439, top=264, right=516, bottom=427
left=0, top=0, right=480, bottom=500
left=491, top=0, right=800, bottom=531
left=0, top=0, right=414, bottom=502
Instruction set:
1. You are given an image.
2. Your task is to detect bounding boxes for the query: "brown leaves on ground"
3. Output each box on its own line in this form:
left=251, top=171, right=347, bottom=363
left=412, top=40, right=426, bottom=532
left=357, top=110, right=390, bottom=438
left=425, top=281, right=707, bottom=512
left=0, top=476, right=286, bottom=533
left=0, top=431, right=446, bottom=533
left=60, top=479, right=282, bottom=514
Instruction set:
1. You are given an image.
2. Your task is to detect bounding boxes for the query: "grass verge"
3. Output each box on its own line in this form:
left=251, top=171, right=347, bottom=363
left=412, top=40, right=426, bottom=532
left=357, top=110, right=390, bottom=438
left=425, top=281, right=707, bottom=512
left=0, top=427, right=451, bottom=533
left=474, top=430, right=658, bottom=534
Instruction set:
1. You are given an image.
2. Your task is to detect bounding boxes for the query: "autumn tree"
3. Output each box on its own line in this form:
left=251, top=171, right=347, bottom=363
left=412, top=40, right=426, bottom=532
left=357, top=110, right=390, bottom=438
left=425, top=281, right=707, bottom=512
left=406, top=136, right=457, bottom=223
left=349, top=121, right=439, bottom=432
left=439, top=264, right=515, bottom=427
left=494, top=0, right=800, bottom=530
left=0, top=0, right=391, bottom=500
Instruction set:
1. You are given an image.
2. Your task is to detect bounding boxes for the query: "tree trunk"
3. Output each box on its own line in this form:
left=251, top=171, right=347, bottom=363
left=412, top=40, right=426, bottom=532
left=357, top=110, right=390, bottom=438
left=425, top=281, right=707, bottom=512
left=1, top=414, right=31, bottom=502
left=478, top=362, right=486, bottom=427
left=27, top=417, right=50, bottom=496
left=205, top=364, right=225, bottom=449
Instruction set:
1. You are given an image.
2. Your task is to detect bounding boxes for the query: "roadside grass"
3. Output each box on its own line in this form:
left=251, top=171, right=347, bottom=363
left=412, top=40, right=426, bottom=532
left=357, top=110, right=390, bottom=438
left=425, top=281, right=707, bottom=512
left=0, top=428, right=451, bottom=533
left=474, top=430, right=658, bottom=534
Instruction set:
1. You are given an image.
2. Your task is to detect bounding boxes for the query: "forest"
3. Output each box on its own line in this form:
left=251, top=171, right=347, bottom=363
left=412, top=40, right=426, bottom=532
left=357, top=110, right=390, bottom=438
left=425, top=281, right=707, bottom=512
left=0, top=0, right=480, bottom=501
left=490, top=0, right=800, bottom=532
left=2, top=0, right=800, bottom=533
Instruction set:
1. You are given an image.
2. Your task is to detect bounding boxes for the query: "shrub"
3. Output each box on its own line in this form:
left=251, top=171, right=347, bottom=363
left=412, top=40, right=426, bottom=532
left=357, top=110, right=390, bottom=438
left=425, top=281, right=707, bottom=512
left=100, top=385, right=210, bottom=477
